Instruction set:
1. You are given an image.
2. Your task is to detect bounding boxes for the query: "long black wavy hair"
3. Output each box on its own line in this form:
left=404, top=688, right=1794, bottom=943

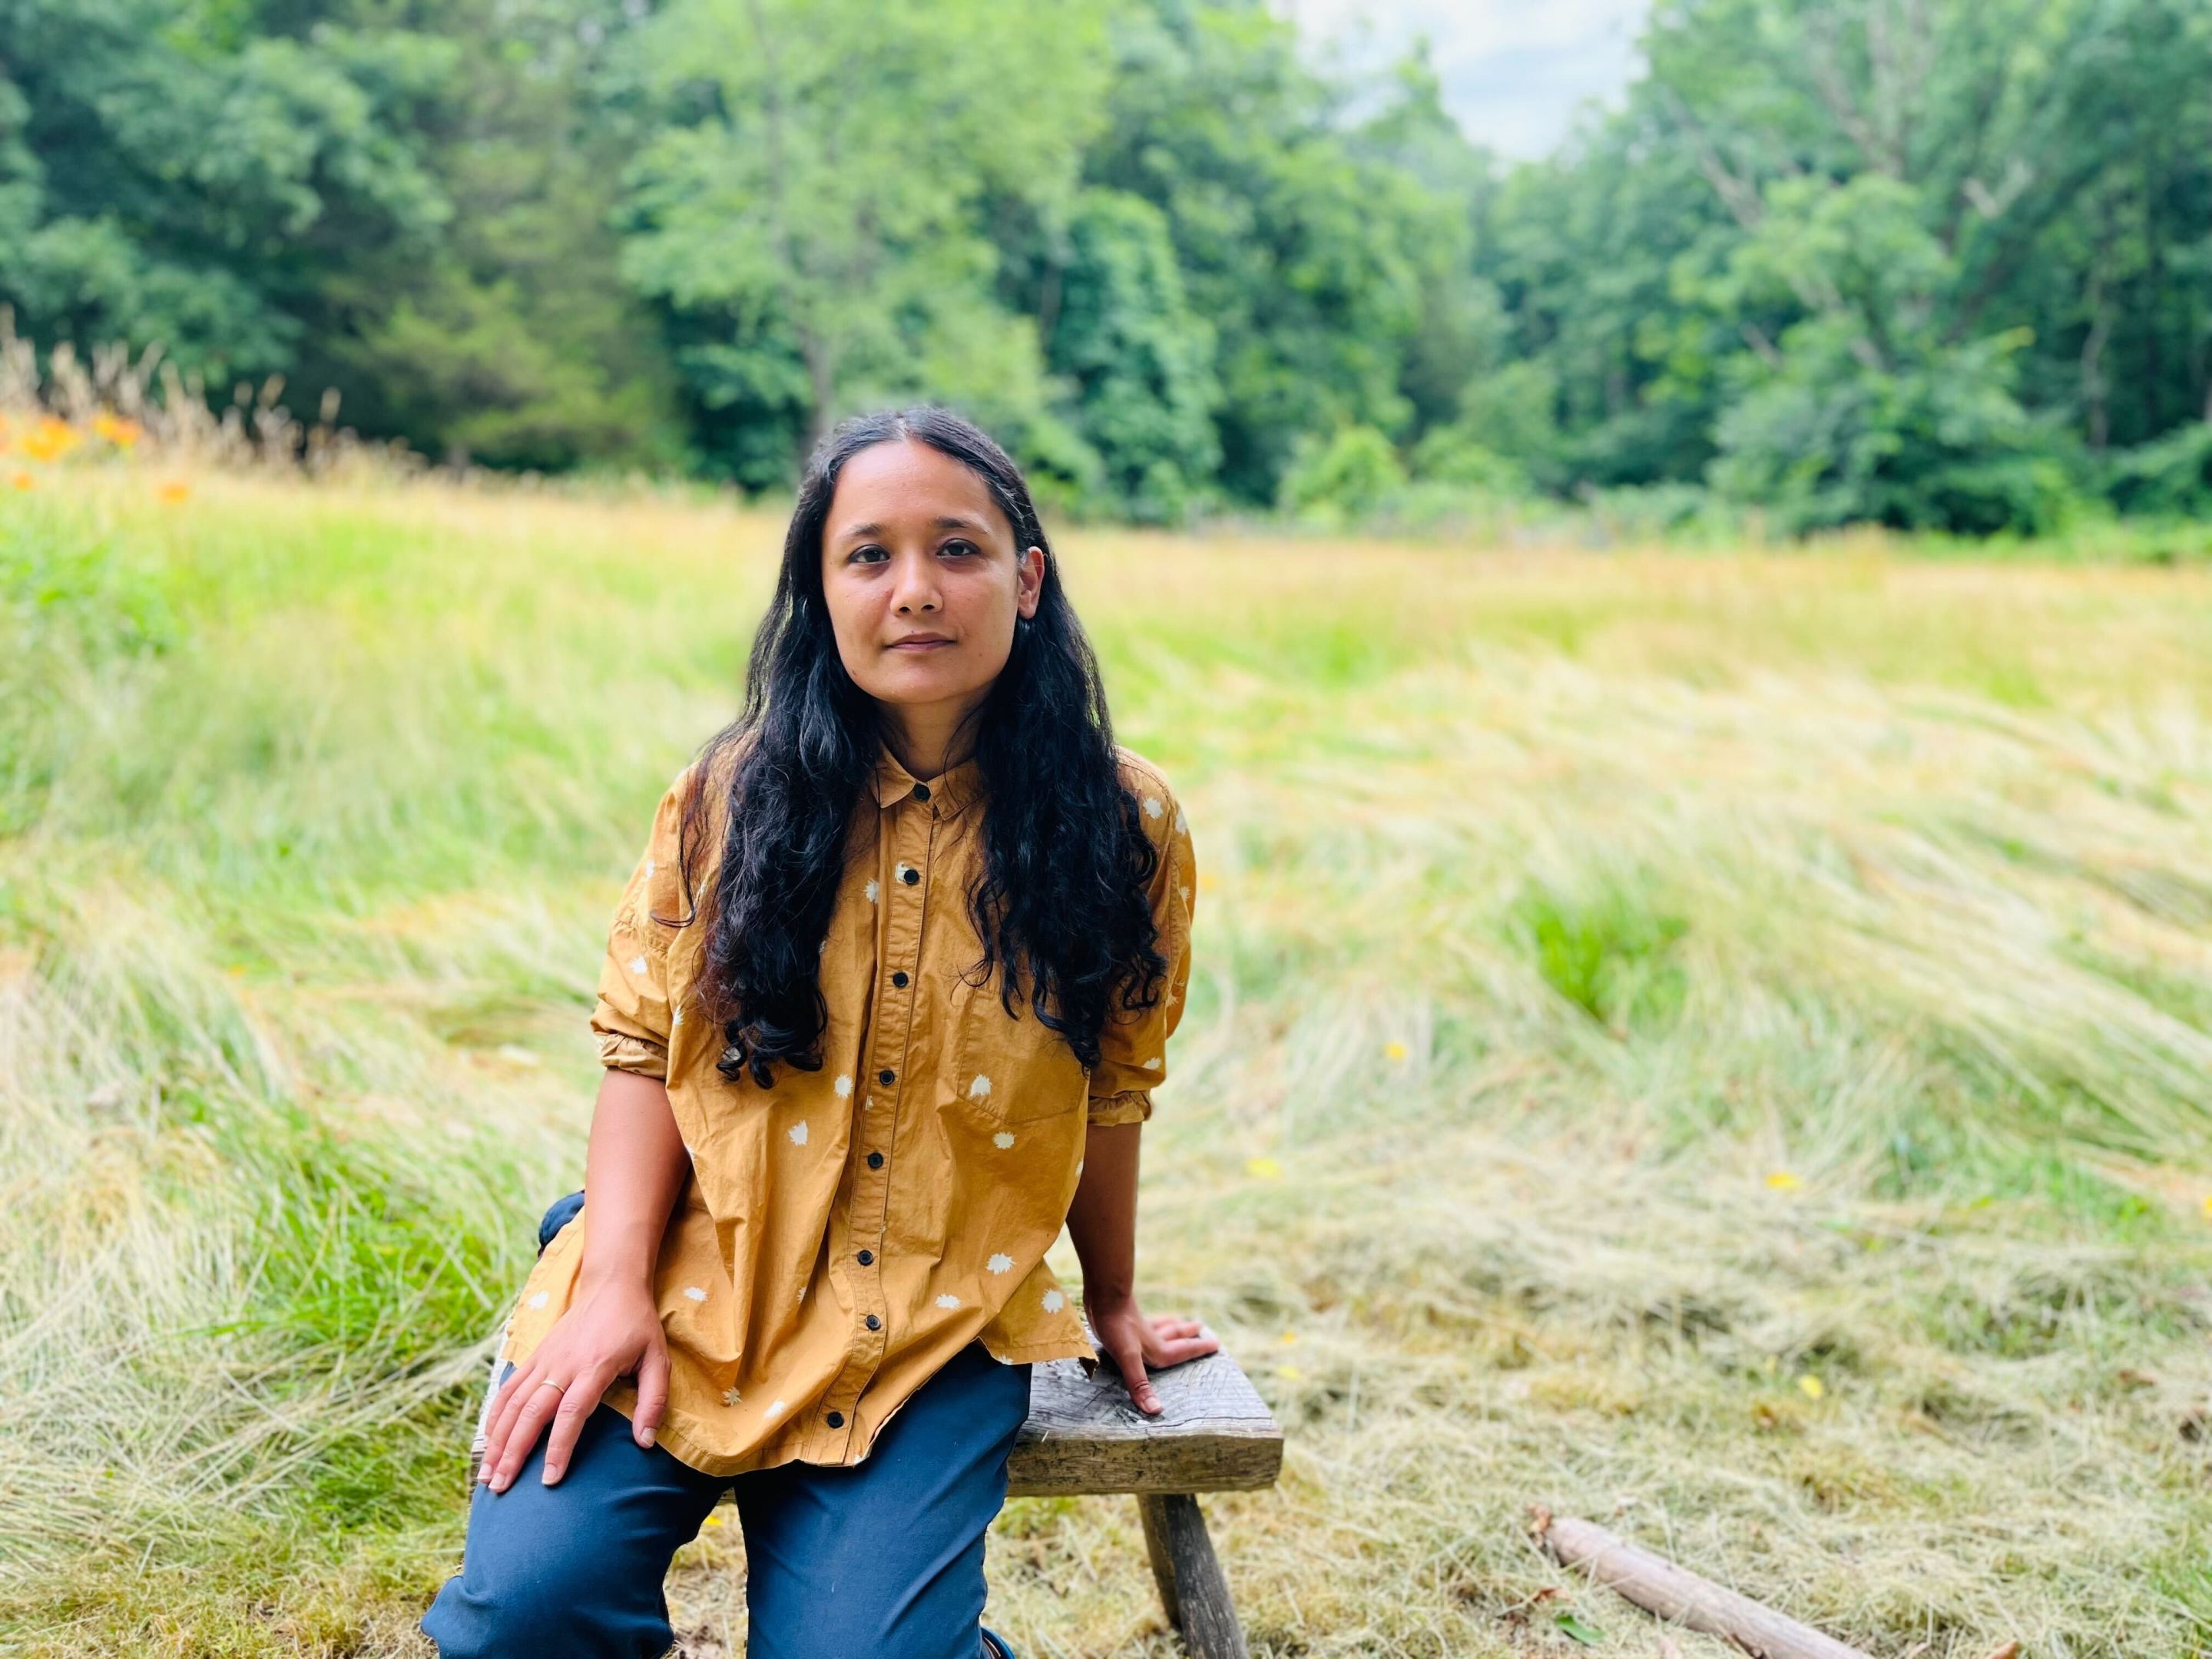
left=670, top=406, right=1167, bottom=1088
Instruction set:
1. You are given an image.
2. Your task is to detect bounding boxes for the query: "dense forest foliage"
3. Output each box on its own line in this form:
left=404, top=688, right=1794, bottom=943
left=4, top=0, right=2209, bottom=531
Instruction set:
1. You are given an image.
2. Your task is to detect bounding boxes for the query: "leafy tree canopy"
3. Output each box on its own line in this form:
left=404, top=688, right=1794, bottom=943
left=2, top=0, right=2206, bottom=531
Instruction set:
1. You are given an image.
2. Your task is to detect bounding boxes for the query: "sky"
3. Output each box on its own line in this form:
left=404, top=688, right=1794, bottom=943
left=1273, top=0, right=1654, bottom=160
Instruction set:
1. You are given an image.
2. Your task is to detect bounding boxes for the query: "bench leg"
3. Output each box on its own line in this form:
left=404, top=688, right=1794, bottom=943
left=1137, top=1492, right=1249, bottom=1659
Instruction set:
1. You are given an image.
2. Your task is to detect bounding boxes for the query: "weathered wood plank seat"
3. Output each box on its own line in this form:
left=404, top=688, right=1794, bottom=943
left=1011, top=1339, right=1283, bottom=1659
left=465, top=1321, right=1284, bottom=1657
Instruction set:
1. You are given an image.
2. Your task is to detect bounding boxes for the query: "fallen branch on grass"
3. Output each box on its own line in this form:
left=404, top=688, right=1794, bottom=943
left=1529, top=1508, right=1875, bottom=1659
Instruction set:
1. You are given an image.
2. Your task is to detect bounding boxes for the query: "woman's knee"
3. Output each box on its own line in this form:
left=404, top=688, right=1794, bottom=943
left=537, top=1188, right=584, bottom=1255
left=422, top=1512, right=675, bottom=1659
left=423, top=1576, right=659, bottom=1659
left=425, top=1407, right=711, bottom=1659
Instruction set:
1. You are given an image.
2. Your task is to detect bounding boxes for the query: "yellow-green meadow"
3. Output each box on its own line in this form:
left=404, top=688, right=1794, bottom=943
left=7, top=474, right=2212, bottom=1655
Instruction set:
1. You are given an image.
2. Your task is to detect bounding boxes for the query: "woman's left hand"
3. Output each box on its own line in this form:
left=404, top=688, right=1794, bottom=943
left=1085, top=1293, right=1220, bottom=1415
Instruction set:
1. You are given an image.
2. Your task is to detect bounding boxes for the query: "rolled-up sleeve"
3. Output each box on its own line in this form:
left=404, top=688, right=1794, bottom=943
left=589, top=770, right=694, bottom=1080
left=1087, top=768, right=1197, bottom=1127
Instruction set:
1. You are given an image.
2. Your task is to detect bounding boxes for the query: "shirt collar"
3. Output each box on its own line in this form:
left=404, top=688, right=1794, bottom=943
left=871, top=739, right=984, bottom=817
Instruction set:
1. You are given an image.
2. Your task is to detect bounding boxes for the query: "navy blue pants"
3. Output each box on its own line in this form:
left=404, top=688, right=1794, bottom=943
left=422, top=1192, right=1031, bottom=1659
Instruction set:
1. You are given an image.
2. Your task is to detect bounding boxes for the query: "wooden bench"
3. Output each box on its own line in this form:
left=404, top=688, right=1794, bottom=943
left=465, top=1328, right=1284, bottom=1657
left=1008, top=1341, right=1283, bottom=1659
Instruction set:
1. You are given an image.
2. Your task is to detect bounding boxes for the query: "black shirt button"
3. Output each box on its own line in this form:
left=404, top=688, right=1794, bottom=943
left=826, top=1409, right=845, bottom=1428
left=901, top=866, right=919, bottom=885
left=866, top=1150, right=884, bottom=1169
left=892, top=970, right=909, bottom=988
left=857, top=1248, right=873, bottom=1265
left=866, top=1313, right=881, bottom=1330
left=912, top=782, right=930, bottom=801
left=878, top=1068, right=895, bottom=1085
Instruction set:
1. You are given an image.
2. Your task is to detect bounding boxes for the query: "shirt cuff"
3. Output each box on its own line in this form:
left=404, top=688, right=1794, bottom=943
left=1085, top=1088, right=1153, bottom=1127
left=596, top=1031, right=670, bottom=1080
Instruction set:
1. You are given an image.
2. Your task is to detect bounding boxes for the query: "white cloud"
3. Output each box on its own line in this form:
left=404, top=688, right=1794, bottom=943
left=1274, top=0, right=1651, bottom=159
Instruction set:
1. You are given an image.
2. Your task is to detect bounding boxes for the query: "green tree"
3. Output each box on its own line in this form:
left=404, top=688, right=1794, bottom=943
left=616, top=0, right=1111, bottom=483
left=1023, top=187, right=1221, bottom=522
left=1626, top=0, right=2207, bottom=528
left=1700, top=174, right=2065, bottom=531
left=316, top=0, right=688, bottom=471
left=0, top=0, right=449, bottom=385
left=1346, top=48, right=1505, bottom=442
left=1470, top=0, right=2212, bottom=531
left=2, top=0, right=2204, bottom=528
left=1479, top=124, right=1733, bottom=491
left=1084, top=1, right=1455, bottom=504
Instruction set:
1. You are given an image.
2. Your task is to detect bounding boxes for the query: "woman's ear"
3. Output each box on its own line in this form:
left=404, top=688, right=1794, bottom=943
left=1016, top=546, right=1045, bottom=618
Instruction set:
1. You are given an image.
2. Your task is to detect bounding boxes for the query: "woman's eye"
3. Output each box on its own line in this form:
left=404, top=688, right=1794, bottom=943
left=851, top=545, right=888, bottom=564
left=940, top=539, right=980, bottom=558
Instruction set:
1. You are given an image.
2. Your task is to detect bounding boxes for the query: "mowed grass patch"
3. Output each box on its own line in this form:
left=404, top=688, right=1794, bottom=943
left=5, top=474, right=2212, bottom=1654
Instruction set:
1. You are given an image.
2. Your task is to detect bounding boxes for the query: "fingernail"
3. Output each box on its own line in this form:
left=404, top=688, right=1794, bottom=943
left=640, top=1427, right=656, bottom=1448
left=542, top=1466, right=561, bottom=1485
left=490, top=1475, right=507, bottom=1492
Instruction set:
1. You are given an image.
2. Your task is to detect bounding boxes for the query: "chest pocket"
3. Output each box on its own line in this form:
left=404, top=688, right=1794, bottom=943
left=948, top=969, right=1086, bottom=1127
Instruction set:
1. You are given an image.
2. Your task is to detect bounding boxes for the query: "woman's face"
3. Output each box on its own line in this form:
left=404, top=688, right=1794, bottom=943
left=820, top=439, right=1045, bottom=721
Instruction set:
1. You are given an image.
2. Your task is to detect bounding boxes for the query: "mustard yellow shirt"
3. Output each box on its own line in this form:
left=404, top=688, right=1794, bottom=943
left=496, top=740, right=1197, bottom=1478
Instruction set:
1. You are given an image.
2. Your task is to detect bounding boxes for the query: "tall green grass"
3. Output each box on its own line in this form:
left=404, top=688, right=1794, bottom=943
left=7, top=475, right=2212, bottom=1655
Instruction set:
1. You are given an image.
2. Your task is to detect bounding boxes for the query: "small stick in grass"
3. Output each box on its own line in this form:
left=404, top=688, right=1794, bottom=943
left=1529, top=1508, right=1875, bottom=1659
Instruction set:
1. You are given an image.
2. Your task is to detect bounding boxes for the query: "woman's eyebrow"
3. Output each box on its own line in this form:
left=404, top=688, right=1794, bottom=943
left=832, top=516, right=985, bottom=540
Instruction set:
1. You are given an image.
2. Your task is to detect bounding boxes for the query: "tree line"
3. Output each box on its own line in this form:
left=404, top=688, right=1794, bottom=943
left=4, top=0, right=2208, bottom=533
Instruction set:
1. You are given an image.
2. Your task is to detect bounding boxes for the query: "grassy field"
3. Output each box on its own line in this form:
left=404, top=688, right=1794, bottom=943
left=7, top=471, right=2212, bottom=1656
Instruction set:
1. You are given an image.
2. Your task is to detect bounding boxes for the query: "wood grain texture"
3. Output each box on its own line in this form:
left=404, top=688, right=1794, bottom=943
left=1538, top=1514, right=1874, bottom=1659
left=1006, top=1348, right=1285, bottom=1497
left=1140, top=1492, right=1252, bottom=1659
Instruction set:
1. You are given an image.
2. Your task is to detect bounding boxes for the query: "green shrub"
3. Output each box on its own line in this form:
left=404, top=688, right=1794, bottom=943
left=1709, top=314, right=2085, bottom=538
left=1409, top=426, right=1532, bottom=496
left=2104, top=422, right=2212, bottom=518
left=1280, top=426, right=1408, bottom=526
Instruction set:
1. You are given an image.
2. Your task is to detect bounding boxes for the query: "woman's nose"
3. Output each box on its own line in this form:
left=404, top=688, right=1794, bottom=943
left=892, top=555, right=941, bottom=612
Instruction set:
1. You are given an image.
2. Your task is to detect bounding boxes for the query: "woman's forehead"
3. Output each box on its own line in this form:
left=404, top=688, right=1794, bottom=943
left=827, top=440, right=1008, bottom=539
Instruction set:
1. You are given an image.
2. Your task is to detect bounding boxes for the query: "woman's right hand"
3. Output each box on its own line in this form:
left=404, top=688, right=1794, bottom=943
left=478, top=1275, right=671, bottom=1491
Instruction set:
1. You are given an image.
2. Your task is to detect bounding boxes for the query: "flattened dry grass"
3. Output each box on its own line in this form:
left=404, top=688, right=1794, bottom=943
left=5, top=475, right=2212, bottom=1655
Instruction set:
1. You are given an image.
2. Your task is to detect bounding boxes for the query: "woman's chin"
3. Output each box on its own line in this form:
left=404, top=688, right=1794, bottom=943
left=863, top=672, right=986, bottom=712
left=863, top=666, right=991, bottom=709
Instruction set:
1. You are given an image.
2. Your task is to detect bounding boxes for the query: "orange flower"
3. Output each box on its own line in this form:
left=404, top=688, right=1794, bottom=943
left=92, top=412, right=142, bottom=449
left=9, top=472, right=34, bottom=492
left=156, top=480, right=192, bottom=505
left=22, top=417, right=78, bottom=463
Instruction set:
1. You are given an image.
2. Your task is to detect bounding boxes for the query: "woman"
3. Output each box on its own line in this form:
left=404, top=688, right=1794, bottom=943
left=422, top=406, right=1217, bottom=1659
